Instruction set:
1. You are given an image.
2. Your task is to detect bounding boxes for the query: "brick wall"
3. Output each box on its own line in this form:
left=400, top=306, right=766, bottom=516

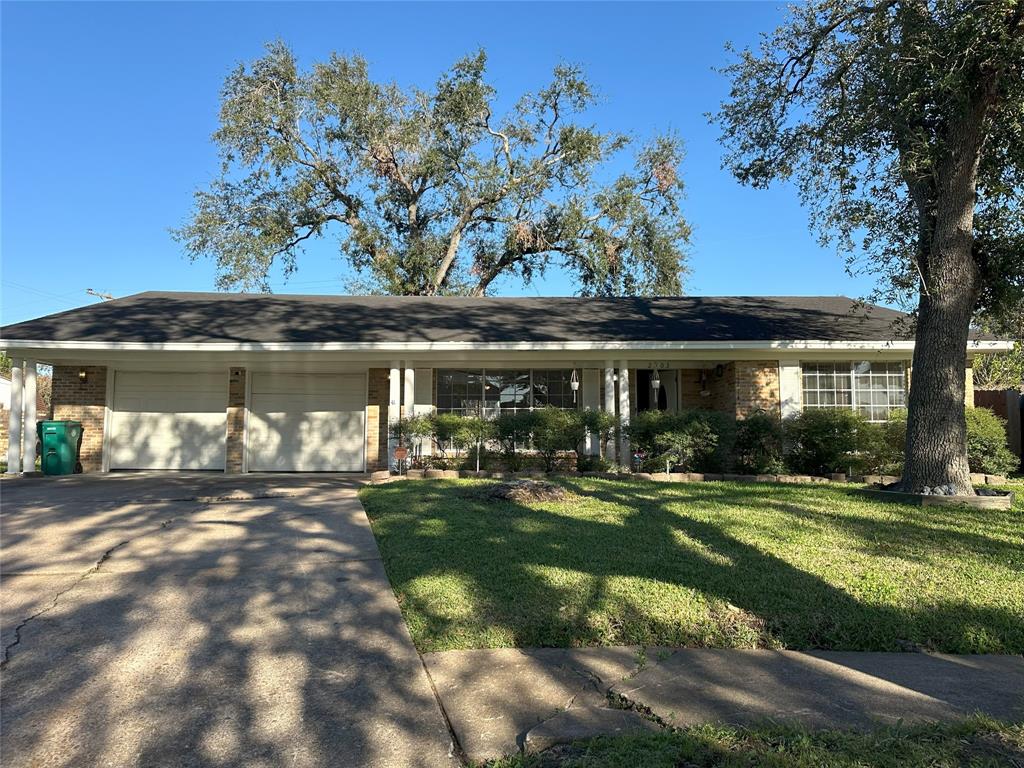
left=52, top=365, right=107, bottom=472
left=367, top=368, right=388, bottom=470
left=0, top=405, right=7, bottom=462
left=225, top=367, right=246, bottom=474
left=734, top=361, right=780, bottom=418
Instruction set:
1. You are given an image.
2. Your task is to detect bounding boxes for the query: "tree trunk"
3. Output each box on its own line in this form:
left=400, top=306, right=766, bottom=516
left=901, top=284, right=975, bottom=494
left=901, top=106, right=986, bottom=495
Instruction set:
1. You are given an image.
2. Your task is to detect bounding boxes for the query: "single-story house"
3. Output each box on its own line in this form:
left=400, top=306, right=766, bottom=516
left=1, top=292, right=1010, bottom=474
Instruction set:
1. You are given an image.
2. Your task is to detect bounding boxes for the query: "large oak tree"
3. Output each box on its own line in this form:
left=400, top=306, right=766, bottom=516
left=714, top=0, right=1024, bottom=493
left=174, top=44, right=691, bottom=297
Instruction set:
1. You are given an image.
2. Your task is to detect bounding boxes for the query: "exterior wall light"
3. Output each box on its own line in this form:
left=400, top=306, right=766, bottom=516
left=78, top=369, right=88, bottom=382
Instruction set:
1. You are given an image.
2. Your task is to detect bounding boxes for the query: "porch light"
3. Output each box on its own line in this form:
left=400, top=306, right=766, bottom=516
left=569, top=369, right=579, bottom=403
left=78, top=369, right=88, bottom=382
left=650, top=369, right=661, bottom=390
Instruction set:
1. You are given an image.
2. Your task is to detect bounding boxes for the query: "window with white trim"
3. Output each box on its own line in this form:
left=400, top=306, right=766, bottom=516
left=801, top=361, right=906, bottom=421
left=436, top=369, right=578, bottom=415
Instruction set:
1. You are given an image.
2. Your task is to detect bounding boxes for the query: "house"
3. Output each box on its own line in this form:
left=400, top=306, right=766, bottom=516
left=1, top=292, right=1010, bottom=474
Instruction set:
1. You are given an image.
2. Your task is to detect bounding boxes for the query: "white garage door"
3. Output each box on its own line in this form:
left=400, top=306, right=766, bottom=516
left=110, top=372, right=227, bottom=470
left=248, top=373, right=365, bottom=472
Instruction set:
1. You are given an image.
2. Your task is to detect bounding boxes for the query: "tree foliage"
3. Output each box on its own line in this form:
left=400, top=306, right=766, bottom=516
left=714, top=0, right=1023, bottom=319
left=174, top=44, right=691, bottom=296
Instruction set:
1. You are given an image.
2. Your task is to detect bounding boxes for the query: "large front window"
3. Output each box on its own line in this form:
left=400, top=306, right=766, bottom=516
left=802, top=361, right=906, bottom=421
left=437, top=369, right=577, bottom=415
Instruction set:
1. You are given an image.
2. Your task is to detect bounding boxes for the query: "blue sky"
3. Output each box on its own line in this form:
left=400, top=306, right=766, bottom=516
left=1, top=1, right=880, bottom=326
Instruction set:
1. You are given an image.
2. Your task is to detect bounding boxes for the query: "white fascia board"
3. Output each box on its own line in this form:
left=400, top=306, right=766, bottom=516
left=0, top=335, right=1007, bottom=354
left=1, top=338, right=1012, bottom=353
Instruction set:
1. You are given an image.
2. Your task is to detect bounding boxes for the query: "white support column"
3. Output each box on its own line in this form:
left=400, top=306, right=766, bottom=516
left=7, top=362, right=24, bottom=474
left=402, top=366, right=415, bottom=418
left=387, top=361, right=401, bottom=471
left=618, top=363, right=631, bottom=468
left=603, top=364, right=617, bottom=463
left=22, top=360, right=37, bottom=472
left=582, top=369, right=600, bottom=455
left=778, top=360, right=802, bottom=419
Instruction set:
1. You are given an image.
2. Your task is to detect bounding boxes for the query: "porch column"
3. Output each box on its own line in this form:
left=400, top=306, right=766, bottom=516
left=582, top=369, right=600, bottom=455
left=618, top=363, right=630, bottom=467
left=22, top=360, right=37, bottom=472
left=603, top=364, right=616, bottom=463
left=402, top=365, right=415, bottom=417
left=6, top=362, right=23, bottom=474
left=388, top=361, right=401, bottom=470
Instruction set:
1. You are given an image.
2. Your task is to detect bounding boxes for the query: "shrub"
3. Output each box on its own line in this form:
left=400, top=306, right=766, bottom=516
left=493, top=411, right=536, bottom=471
left=965, top=407, right=1018, bottom=474
left=783, top=409, right=878, bottom=476
left=733, top=411, right=785, bottom=473
left=429, top=413, right=474, bottom=460
left=531, top=407, right=584, bottom=472
left=626, top=410, right=730, bottom=473
left=868, top=407, right=1018, bottom=476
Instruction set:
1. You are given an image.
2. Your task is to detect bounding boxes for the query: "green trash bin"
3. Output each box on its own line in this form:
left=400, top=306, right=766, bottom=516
left=36, top=420, right=83, bottom=476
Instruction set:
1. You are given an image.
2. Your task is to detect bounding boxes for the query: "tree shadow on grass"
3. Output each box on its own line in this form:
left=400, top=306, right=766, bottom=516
left=362, top=478, right=1024, bottom=657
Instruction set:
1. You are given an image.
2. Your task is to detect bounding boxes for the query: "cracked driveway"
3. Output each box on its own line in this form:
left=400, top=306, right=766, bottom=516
left=0, top=473, right=457, bottom=768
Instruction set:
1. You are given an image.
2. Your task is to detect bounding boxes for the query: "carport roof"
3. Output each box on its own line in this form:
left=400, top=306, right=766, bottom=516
left=0, top=291, right=925, bottom=345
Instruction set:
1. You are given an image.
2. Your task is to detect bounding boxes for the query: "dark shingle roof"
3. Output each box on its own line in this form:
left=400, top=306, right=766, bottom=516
left=1, top=291, right=914, bottom=344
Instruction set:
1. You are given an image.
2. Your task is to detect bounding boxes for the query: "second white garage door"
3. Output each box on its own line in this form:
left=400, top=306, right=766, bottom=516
left=247, top=373, right=366, bottom=472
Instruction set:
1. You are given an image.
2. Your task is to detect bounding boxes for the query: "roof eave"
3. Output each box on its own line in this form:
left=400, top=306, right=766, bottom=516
left=3, top=338, right=1013, bottom=353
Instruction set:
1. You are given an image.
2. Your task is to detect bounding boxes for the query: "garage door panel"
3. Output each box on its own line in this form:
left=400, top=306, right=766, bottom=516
left=248, top=374, right=365, bottom=472
left=110, top=372, right=227, bottom=470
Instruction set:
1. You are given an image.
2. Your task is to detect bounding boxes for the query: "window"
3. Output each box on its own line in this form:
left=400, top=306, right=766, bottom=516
left=436, top=369, right=484, bottom=416
left=802, top=361, right=906, bottom=421
left=436, top=369, right=578, bottom=414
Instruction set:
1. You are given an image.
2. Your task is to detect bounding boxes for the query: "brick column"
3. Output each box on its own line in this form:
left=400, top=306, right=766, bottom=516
left=367, top=369, right=389, bottom=470
left=226, top=367, right=246, bottom=473
left=52, top=365, right=108, bottom=472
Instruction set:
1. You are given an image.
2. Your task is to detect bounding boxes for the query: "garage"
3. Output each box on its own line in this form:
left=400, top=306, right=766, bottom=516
left=109, top=372, right=228, bottom=470
left=247, top=373, right=366, bottom=472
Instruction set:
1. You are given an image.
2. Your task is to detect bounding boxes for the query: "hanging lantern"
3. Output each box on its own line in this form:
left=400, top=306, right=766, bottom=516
left=651, top=369, right=661, bottom=390
left=569, top=369, right=580, bottom=403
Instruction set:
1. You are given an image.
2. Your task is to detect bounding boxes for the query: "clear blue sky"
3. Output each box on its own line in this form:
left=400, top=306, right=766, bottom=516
left=1, top=1, right=880, bottom=326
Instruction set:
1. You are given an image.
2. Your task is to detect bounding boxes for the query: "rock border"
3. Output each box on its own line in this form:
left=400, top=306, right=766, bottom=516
left=854, top=487, right=1014, bottom=510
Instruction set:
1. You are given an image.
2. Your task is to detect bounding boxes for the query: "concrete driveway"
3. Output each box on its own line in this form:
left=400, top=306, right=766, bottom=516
left=0, top=473, right=457, bottom=768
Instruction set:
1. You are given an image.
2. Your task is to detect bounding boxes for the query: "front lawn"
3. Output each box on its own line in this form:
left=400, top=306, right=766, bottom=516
left=486, top=717, right=1024, bottom=768
left=359, top=478, right=1024, bottom=654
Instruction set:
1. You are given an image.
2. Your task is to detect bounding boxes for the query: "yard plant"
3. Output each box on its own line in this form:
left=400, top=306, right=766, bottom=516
left=361, top=477, right=1023, bottom=654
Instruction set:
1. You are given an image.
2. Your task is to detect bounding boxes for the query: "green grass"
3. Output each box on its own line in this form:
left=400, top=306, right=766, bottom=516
left=360, top=478, right=1024, bottom=653
left=484, top=718, right=1024, bottom=768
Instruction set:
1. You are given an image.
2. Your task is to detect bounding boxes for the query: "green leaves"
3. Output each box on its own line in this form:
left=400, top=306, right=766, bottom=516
left=712, top=0, right=1024, bottom=318
left=173, top=43, right=691, bottom=296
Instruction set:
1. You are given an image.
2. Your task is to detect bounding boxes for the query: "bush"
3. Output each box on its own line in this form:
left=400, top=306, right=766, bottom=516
left=626, top=410, right=732, bottom=473
left=868, top=407, right=1018, bottom=476
left=531, top=407, right=584, bottom=472
left=494, top=411, right=536, bottom=471
left=965, top=407, right=1019, bottom=474
left=783, top=409, right=878, bottom=476
left=733, top=412, right=785, bottom=473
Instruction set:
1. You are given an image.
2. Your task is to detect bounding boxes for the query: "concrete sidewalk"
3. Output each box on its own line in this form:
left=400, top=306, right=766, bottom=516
left=423, top=646, right=1024, bottom=763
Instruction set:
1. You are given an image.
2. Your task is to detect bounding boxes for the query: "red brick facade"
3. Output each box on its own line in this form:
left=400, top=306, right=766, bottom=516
left=367, top=368, right=388, bottom=470
left=733, top=361, right=781, bottom=418
left=225, top=367, right=246, bottom=474
left=52, top=365, right=107, bottom=472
